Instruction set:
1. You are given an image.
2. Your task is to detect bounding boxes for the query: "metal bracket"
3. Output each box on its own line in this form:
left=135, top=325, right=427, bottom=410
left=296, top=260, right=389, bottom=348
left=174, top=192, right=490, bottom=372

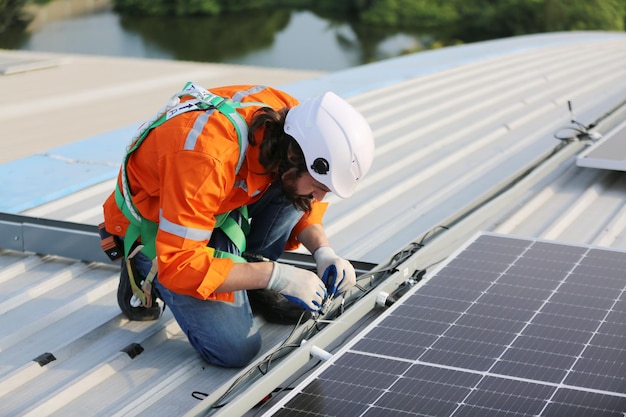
left=0, top=212, right=112, bottom=264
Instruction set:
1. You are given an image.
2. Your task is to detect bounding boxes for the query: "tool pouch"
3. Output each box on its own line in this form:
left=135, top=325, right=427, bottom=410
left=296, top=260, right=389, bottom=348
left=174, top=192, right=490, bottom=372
left=98, top=222, right=124, bottom=262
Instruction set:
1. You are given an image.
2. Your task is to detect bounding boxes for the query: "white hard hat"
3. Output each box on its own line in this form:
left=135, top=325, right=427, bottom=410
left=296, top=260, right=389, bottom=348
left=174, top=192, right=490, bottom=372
left=284, top=92, right=374, bottom=198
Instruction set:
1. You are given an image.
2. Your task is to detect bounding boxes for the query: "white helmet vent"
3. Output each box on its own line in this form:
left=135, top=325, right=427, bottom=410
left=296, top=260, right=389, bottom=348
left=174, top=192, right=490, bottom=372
left=311, top=158, right=330, bottom=175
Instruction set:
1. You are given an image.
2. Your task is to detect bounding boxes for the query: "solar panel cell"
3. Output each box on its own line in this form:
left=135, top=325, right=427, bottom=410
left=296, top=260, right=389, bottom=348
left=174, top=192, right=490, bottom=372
left=436, top=266, right=502, bottom=283
left=420, top=347, right=497, bottom=371
left=513, top=334, right=582, bottom=356
left=544, top=389, right=625, bottom=417
left=478, top=292, right=545, bottom=311
left=590, top=331, right=626, bottom=350
left=531, top=310, right=599, bottom=332
left=402, top=293, right=472, bottom=311
left=506, top=263, right=567, bottom=281
left=444, top=324, right=515, bottom=346
left=373, top=365, right=481, bottom=416
left=352, top=338, right=427, bottom=360
left=465, top=377, right=555, bottom=416
left=541, top=301, right=607, bottom=321
left=493, top=347, right=574, bottom=382
left=559, top=281, right=617, bottom=299
left=455, top=312, right=522, bottom=332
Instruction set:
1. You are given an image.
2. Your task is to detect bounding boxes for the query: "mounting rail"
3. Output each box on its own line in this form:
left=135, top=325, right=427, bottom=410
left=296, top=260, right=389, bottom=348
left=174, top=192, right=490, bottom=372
left=0, top=212, right=376, bottom=274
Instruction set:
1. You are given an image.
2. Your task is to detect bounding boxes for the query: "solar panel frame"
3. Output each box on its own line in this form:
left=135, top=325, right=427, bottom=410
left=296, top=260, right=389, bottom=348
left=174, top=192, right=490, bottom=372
left=262, top=232, right=626, bottom=417
left=577, top=119, right=626, bottom=171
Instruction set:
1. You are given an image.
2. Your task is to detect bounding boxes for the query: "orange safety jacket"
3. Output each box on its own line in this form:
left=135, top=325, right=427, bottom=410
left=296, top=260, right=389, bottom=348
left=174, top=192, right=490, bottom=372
left=103, top=85, right=328, bottom=302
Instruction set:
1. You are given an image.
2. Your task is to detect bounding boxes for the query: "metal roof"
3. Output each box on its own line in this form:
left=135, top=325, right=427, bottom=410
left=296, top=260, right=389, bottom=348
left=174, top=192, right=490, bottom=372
left=1, top=31, right=626, bottom=416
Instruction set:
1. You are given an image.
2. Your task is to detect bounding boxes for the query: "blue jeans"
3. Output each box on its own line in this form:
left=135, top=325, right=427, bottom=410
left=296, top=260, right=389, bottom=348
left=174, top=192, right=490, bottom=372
left=135, top=181, right=302, bottom=367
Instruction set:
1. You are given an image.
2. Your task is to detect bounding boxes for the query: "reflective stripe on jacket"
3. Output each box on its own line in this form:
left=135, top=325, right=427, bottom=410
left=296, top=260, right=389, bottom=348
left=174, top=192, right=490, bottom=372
left=103, top=85, right=328, bottom=301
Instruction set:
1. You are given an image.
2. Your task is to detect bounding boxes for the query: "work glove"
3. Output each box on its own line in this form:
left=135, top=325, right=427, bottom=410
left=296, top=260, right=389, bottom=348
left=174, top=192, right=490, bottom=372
left=313, top=246, right=356, bottom=295
left=267, top=262, right=327, bottom=311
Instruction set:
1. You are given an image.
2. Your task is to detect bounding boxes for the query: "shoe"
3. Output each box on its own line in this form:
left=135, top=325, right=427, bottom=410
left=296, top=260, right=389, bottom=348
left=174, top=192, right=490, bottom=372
left=117, top=259, right=162, bottom=321
left=247, top=289, right=312, bottom=325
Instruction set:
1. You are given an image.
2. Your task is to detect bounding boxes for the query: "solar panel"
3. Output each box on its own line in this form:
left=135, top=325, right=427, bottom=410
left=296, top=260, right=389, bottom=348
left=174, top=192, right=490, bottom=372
left=263, top=232, right=626, bottom=416
left=577, top=119, right=626, bottom=171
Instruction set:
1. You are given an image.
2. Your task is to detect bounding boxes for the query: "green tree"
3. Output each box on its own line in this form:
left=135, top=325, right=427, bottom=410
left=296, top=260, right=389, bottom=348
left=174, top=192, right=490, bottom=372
left=0, top=0, right=31, bottom=32
left=356, top=0, right=458, bottom=28
left=448, top=0, right=544, bottom=42
left=113, top=0, right=221, bottom=16
left=113, top=0, right=320, bottom=16
left=543, top=0, right=624, bottom=31
left=353, top=0, right=625, bottom=42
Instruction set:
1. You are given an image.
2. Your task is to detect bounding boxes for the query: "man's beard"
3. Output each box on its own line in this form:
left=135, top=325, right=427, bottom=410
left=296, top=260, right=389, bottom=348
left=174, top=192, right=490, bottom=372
left=281, top=169, right=313, bottom=212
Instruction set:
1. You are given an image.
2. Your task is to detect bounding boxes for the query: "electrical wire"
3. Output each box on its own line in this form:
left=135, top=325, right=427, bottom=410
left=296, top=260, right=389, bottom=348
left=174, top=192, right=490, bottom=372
left=193, top=217, right=468, bottom=411
left=204, top=311, right=316, bottom=409
left=554, top=100, right=604, bottom=143
left=251, top=306, right=383, bottom=416
left=553, top=126, right=587, bottom=142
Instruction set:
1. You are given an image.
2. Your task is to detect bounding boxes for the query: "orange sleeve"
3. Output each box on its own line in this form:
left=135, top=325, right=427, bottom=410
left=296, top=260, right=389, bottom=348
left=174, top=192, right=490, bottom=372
left=285, top=200, right=329, bottom=251
left=102, top=185, right=129, bottom=237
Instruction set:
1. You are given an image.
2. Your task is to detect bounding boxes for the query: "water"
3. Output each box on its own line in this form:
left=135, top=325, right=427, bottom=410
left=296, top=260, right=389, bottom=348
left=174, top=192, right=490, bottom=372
left=0, top=9, right=425, bottom=71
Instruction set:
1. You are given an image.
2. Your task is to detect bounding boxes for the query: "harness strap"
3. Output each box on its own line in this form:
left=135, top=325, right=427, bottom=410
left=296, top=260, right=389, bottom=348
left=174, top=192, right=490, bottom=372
left=115, top=82, right=263, bottom=306
left=215, top=205, right=250, bottom=254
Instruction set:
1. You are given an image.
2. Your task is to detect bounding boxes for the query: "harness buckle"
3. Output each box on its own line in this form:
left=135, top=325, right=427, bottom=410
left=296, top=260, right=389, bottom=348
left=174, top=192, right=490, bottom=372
left=209, top=95, right=226, bottom=108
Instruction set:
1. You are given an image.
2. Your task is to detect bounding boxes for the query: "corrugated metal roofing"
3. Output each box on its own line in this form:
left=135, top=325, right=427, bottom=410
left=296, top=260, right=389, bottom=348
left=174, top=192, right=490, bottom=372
left=1, top=31, right=626, bottom=416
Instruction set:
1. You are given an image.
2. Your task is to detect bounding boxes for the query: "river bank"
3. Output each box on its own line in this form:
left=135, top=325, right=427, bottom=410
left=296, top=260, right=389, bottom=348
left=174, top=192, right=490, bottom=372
left=26, top=0, right=111, bottom=30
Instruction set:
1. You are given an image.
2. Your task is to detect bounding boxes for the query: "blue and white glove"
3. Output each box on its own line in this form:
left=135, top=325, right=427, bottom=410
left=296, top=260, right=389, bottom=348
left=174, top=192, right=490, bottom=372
left=313, top=247, right=356, bottom=295
left=267, top=262, right=326, bottom=311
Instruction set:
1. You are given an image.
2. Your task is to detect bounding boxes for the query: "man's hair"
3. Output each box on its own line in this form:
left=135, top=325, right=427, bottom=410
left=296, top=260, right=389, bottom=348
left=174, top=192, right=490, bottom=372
left=249, top=106, right=312, bottom=212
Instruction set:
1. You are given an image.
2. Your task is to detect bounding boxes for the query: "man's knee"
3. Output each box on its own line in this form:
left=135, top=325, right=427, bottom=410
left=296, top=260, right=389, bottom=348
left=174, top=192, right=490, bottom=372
left=190, top=330, right=262, bottom=368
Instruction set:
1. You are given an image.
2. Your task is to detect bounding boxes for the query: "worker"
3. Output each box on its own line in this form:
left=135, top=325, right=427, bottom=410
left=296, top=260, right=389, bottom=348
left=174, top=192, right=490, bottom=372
left=101, top=83, right=374, bottom=368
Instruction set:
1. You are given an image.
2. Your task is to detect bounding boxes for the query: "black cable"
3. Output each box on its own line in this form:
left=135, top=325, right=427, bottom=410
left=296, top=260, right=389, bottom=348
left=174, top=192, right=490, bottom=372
left=553, top=126, right=588, bottom=142
left=205, top=310, right=320, bottom=409
left=251, top=306, right=383, bottom=415
left=191, top=391, right=208, bottom=401
left=196, top=221, right=456, bottom=410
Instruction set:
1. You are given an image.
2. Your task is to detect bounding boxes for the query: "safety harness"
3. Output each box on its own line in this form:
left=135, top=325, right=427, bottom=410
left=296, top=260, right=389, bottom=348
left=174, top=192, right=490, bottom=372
left=112, top=82, right=266, bottom=308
